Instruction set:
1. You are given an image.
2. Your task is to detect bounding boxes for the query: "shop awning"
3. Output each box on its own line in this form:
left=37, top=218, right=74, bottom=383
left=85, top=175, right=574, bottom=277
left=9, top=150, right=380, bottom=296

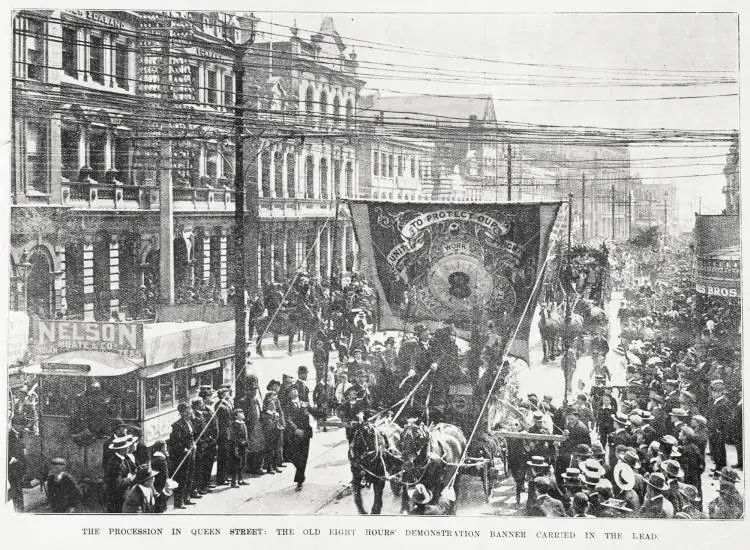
left=23, top=350, right=143, bottom=377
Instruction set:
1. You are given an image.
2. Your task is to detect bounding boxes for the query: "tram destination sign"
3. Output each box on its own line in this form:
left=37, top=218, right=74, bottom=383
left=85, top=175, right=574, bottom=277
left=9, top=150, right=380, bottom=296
left=31, top=320, right=144, bottom=359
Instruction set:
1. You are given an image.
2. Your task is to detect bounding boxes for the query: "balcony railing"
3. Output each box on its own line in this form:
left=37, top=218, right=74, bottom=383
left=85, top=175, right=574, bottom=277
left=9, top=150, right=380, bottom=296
left=172, top=186, right=236, bottom=211
left=258, top=197, right=336, bottom=219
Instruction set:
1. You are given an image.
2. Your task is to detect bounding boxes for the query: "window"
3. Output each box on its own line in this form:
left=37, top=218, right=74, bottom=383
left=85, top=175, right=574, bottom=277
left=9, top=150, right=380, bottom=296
left=114, top=133, right=131, bottom=184
left=88, top=129, right=107, bottom=182
left=305, top=87, right=314, bottom=115
left=144, top=378, right=159, bottom=415
left=373, top=151, right=379, bottom=176
left=332, top=96, right=340, bottom=122
left=26, top=19, right=44, bottom=81
left=40, top=377, right=85, bottom=417
left=207, top=69, right=217, bottom=105
left=274, top=152, right=283, bottom=197
left=159, top=374, right=174, bottom=412
left=26, top=122, right=47, bottom=192
left=89, top=35, right=104, bottom=84
left=175, top=370, right=188, bottom=404
left=305, top=155, right=314, bottom=198
left=320, top=158, right=328, bottom=199
left=286, top=152, right=296, bottom=198
left=334, top=160, right=342, bottom=195
left=397, top=155, right=403, bottom=177
left=190, top=65, right=200, bottom=102
left=224, top=74, right=233, bottom=107
left=381, top=153, right=387, bottom=178
left=410, top=157, right=416, bottom=178
left=61, top=123, right=79, bottom=181
left=319, top=91, right=328, bottom=121
left=345, top=99, right=353, bottom=126
left=115, top=42, right=128, bottom=89
left=388, top=155, right=394, bottom=178
left=62, top=27, right=77, bottom=78
left=205, top=145, right=218, bottom=182
left=346, top=161, right=353, bottom=197
left=261, top=150, right=271, bottom=196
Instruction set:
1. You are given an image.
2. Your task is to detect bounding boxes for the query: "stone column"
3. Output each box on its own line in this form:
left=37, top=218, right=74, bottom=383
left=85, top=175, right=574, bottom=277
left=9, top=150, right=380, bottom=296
left=269, top=145, right=276, bottom=198
left=109, top=235, right=120, bottom=314
left=282, top=225, right=289, bottom=280
left=269, top=225, right=276, bottom=283
left=82, top=238, right=95, bottom=321
left=54, top=244, right=67, bottom=314
left=282, top=148, right=289, bottom=198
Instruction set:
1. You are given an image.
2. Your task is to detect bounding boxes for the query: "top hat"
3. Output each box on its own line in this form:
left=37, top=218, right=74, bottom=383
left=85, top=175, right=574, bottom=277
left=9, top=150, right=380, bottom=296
left=645, top=472, right=669, bottom=492
left=526, top=455, right=549, bottom=469
left=613, top=462, right=635, bottom=492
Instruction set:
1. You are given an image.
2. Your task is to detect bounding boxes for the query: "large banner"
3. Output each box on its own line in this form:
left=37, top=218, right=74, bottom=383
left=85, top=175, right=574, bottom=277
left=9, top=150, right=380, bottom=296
left=694, top=214, right=740, bottom=298
left=349, top=200, right=562, bottom=363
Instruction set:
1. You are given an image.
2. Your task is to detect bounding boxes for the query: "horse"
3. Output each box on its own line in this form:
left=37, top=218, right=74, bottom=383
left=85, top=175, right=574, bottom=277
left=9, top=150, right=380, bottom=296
left=285, top=276, right=322, bottom=354
left=398, top=420, right=467, bottom=515
left=348, top=415, right=403, bottom=514
left=538, top=303, right=562, bottom=362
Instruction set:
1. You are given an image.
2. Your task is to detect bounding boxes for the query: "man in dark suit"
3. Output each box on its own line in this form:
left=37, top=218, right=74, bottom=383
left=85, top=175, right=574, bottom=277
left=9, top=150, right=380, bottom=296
left=295, top=366, right=311, bottom=404
left=188, top=398, right=206, bottom=501
left=103, top=434, right=136, bottom=513
left=196, top=386, right=218, bottom=492
left=285, top=387, right=315, bottom=491
left=707, top=379, right=732, bottom=474
left=8, top=423, right=27, bottom=512
left=168, top=403, right=196, bottom=509
left=214, top=386, right=233, bottom=485
left=150, top=440, right=169, bottom=513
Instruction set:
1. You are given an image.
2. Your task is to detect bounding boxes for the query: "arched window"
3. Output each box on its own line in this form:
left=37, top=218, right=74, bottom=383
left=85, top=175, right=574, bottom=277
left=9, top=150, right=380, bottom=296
left=261, top=150, right=271, bottom=197
left=305, top=87, right=314, bottom=117
left=305, top=155, right=314, bottom=198
left=345, top=99, right=353, bottom=126
left=25, top=247, right=53, bottom=317
left=286, top=153, right=296, bottom=198
left=410, top=157, right=416, bottom=178
left=334, top=160, right=342, bottom=196
left=332, top=95, right=341, bottom=123
left=274, top=151, right=283, bottom=197
left=345, top=161, right=354, bottom=197
left=319, top=91, right=328, bottom=122
left=320, top=158, right=329, bottom=199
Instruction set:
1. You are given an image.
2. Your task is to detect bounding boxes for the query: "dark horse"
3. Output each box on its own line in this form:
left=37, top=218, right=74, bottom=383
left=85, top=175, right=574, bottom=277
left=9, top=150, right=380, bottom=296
left=398, top=420, right=467, bottom=514
left=348, top=415, right=403, bottom=515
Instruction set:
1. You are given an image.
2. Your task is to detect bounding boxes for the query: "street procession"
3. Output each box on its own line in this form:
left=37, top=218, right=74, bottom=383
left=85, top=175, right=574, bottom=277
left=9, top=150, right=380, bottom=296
left=6, top=10, right=743, bottom=520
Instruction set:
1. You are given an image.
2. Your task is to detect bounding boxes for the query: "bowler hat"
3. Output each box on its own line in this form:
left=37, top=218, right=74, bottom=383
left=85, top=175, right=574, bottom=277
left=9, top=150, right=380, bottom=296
left=591, top=442, right=605, bottom=458
left=660, top=459, right=684, bottom=480
left=621, top=450, right=642, bottom=470
left=645, top=472, right=669, bottom=492
left=573, top=443, right=593, bottom=458
left=267, top=379, right=281, bottom=391
left=134, top=464, right=158, bottom=484
left=298, top=365, right=308, bottom=373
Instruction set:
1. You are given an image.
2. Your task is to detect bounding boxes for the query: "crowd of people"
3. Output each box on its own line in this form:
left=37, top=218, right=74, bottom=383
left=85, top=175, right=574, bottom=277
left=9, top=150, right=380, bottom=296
left=500, top=239, right=743, bottom=519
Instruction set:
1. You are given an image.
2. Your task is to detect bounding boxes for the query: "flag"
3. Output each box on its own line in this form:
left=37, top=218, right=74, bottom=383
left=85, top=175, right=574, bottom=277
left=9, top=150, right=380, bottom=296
left=349, top=200, right=562, bottom=363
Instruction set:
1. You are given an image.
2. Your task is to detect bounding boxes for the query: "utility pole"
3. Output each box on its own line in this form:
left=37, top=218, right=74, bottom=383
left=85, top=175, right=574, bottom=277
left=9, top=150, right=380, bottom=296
left=611, top=184, right=616, bottom=241
left=628, top=191, right=632, bottom=239
left=506, top=143, right=512, bottom=201
left=581, top=173, right=586, bottom=241
left=663, top=191, right=668, bottom=241
left=233, top=24, right=256, bottom=397
left=563, top=192, right=573, bottom=408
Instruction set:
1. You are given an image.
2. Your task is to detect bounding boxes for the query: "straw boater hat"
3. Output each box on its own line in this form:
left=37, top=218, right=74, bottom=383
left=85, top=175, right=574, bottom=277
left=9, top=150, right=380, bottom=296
left=561, top=468, right=583, bottom=485
left=580, top=458, right=606, bottom=479
left=108, top=434, right=133, bottom=451
left=408, top=483, right=432, bottom=505
left=613, top=462, right=636, bottom=492
left=669, top=408, right=690, bottom=419
left=621, top=450, right=642, bottom=471
left=600, top=498, right=633, bottom=513
left=611, top=412, right=631, bottom=427
left=526, top=455, right=549, bottom=469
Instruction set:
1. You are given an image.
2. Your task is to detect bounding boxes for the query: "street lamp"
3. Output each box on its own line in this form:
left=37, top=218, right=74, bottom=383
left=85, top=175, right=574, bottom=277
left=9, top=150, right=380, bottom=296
left=16, top=248, right=32, bottom=312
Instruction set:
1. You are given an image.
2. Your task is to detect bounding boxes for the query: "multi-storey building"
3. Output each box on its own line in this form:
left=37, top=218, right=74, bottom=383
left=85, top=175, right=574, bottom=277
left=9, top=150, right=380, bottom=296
left=241, top=18, right=362, bottom=287
left=723, top=137, right=739, bottom=215
left=629, top=177, right=678, bottom=236
left=11, top=11, right=250, bottom=320
left=358, top=134, right=435, bottom=201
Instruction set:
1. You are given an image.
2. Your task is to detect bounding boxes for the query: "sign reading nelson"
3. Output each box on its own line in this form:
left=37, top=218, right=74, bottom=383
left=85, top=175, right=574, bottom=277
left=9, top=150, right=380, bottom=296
left=31, top=320, right=144, bottom=359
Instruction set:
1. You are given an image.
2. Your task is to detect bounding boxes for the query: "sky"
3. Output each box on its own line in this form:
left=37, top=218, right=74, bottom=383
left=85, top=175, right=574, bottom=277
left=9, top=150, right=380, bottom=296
left=250, top=11, right=739, bottom=227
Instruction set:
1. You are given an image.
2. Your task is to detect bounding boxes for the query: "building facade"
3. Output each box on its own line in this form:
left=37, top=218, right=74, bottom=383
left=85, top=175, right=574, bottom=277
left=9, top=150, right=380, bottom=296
left=242, top=18, right=362, bottom=288
left=11, top=10, right=250, bottom=319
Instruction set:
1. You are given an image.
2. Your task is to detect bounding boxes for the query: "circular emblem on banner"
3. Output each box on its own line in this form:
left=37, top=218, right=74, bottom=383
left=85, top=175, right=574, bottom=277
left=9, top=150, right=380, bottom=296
left=427, top=254, right=494, bottom=314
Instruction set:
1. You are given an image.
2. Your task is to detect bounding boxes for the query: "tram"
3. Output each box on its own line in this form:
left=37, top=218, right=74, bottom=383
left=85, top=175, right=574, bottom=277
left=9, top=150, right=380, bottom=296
left=22, top=318, right=236, bottom=483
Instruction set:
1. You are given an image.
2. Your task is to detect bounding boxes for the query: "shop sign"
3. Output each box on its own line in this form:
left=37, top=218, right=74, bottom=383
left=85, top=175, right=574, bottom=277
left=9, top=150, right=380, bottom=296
left=32, top=320, right=144, bottom=358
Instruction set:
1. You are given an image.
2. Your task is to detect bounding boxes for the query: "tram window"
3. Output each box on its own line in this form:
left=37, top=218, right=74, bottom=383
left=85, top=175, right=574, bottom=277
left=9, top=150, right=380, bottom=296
left=145, top=378, right=159, bottom=416
left=41, top=377, right=86, bottom=417
left=98, top=375, right=138, bottom=421
left=175, top=370, right=188, bottom=405
left=159, top=375, right=174, bottom=412
left=221, top=358, right=233, bottom=385
left=198, top=370, right=214, bottom=388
